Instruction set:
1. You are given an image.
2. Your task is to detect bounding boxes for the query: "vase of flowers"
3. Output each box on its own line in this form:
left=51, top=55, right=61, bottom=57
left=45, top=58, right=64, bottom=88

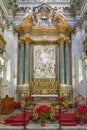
left=76, top=105, right=87, bottom=125
left=36, top=105, right=51, bottom=126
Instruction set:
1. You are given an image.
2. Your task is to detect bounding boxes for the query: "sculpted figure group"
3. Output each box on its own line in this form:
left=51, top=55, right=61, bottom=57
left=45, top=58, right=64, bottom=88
left=23, top=5, right=66, bottom=27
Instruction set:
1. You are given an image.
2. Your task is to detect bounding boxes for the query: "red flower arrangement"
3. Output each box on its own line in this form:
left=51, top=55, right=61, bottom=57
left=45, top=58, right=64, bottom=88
left=25, top=96, right=33, bottom=105
left=76, top=105, right=87, bottom=121
left=56, top=96, right=65, bottom=105
left=36, top=105, right=51, bottom=122
left=14, top=101, right=21, bottom=109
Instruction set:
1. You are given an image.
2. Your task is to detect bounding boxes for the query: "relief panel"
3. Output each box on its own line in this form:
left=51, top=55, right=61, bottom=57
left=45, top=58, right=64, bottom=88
left=33, top=45, right=56, bottom=79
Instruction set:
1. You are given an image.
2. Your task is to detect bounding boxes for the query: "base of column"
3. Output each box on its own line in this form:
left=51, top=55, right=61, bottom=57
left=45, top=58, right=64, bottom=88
left=60, top=83, right=71, bottom=87
left=59, top=83, right=73, bottom=99
left=18, top=83, right=29, bottom=87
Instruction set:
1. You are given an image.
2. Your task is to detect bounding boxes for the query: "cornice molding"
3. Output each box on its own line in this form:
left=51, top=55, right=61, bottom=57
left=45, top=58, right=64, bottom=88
left=19, top=32, right=71, bottom=43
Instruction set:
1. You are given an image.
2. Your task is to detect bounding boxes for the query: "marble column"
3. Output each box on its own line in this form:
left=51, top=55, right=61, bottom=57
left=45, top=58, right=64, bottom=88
left=59, top=39, right=65, bottom=84
left=56, top=44, right=59, bottom=81
left=19, top=40, right=25, bottom=84
left=65, top=38, right=70, bottom=84
left=13, top=33, right=18, bottom=98
left=24, top=39, right=30, bottom=84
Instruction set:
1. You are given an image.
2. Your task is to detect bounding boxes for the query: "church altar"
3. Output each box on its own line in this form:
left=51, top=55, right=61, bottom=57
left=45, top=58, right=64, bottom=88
left=31, top=94, right=58, bottom=105
left=16, top=3, right=73, bottom=102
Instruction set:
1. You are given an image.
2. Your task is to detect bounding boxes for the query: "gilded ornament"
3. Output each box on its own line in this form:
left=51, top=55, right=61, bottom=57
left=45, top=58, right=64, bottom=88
left=29, top=80, right=59, bottom=94
left=60, top=83, right=71, bottom=87
left=83, top=38, right=87, bottom=45
left=25, top=37, right=32, bottom=44
left=16, top=5, right=73, bottom=37
left=0, top=34, right=6, bottom=47
left=83, top=38, right=87, bottom=50
left=57, top=34, right=65, bottom=44
left=64, top=36, right=70, bottom=45
left=19, top=39, right=24, bottom=45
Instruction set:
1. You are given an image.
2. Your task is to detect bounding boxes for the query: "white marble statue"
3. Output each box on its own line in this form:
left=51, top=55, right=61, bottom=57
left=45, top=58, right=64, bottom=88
left=23, top=8, right=33, bottom=19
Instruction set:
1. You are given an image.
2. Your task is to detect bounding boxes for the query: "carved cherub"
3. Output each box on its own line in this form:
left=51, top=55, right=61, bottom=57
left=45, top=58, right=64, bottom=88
left=23, top=8, right=33, bottom=19
left=35, top=12, right=42, bottom=27
left=47, top=9, right=54, bottom=26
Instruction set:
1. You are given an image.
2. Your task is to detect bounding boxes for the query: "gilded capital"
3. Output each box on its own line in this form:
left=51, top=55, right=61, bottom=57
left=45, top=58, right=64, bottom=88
left=25, top=37, right=32, bottom=44
left=58, top=34, right=65, bottom=44
left=19, top=39, right=24, bottom=45
left=65, top=37, right=70, bottom=45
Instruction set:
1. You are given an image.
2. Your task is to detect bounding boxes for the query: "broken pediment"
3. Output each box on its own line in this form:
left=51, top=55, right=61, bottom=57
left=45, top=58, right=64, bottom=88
left=16, top=3, right=73, bottom=34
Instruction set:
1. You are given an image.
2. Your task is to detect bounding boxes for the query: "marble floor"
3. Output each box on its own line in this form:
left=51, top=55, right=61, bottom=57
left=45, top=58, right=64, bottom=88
left=0, top=110, right=87, bottom=130
left=0, top=122, right=87, bottom=130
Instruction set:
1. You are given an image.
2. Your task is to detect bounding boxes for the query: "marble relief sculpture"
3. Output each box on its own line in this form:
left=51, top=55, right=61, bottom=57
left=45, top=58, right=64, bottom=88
left=33, top=4, right=55, bottom=27
left=32, top=4, right=66, bottom=27
left=33, top=45, right=56, bottom=79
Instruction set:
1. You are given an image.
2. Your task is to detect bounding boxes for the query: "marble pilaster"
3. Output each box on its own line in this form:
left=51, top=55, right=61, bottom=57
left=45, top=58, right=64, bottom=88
left=24, top=39, right=30, bottom=83
left=19, top=40, right=25, bottom=84
left=65, top=39, right=70, bottom=84
left=56, top=44, right=59, bottom=81
left=59, top=39, right=65, bottom=84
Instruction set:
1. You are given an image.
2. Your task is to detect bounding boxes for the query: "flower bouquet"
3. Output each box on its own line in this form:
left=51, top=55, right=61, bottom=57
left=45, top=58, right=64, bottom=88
left=14, top=101, right=21, bottom=109
left=36, top=105, right=51, bottom=126
left=76, top=105, right=87, bottom=124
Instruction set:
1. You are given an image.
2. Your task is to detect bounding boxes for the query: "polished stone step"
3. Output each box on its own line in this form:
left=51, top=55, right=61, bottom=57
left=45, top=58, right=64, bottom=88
left=0, top=123, right=87, bottom=130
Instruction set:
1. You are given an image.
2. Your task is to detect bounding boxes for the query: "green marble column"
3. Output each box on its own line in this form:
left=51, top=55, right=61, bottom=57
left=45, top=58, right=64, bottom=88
left=59, top=42, right=65, bottom=83
left=65, top=42, right=70, bottom=84
left=24, top=41, right=30, bottom=83
left=19, top=41, right=25, bottom=84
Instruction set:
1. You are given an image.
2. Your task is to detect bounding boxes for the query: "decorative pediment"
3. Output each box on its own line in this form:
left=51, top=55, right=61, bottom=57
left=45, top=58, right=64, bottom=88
left=16, top=3, right=73, bottom=35
left=33, top=3, right=55, bottom=27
